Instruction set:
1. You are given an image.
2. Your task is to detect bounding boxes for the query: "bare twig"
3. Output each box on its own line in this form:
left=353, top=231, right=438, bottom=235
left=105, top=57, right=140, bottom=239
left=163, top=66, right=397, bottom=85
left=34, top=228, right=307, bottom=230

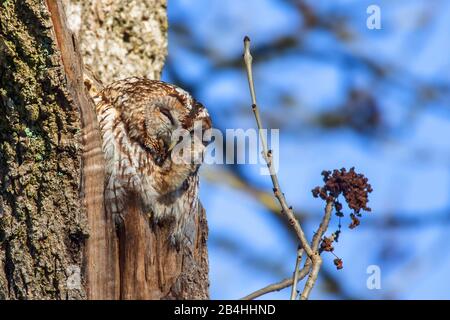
left=243, top=36, right=314, bottom=258
left=241, top=200, right=336, bottom=301
left=312, top=201, right=334, bottom=251
left=242, top=36, right=327, bottom=300
left=241, top=263, right=311, bottom=300
left=290, top=247, right=304, bottom=300
left=300, top=200, right=333, bottom=300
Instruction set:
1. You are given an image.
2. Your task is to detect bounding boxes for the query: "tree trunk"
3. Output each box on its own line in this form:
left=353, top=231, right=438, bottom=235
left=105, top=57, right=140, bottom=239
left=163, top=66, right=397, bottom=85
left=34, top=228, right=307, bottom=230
left=0, top=0, right=88, bottom=299
left=0, top=0, right=209, bottom=300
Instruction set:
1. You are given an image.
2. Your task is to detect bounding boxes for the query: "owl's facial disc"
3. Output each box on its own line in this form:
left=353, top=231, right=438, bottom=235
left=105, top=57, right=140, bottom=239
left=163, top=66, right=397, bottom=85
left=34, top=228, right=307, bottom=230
left=145, top=96, right=212, bottom=167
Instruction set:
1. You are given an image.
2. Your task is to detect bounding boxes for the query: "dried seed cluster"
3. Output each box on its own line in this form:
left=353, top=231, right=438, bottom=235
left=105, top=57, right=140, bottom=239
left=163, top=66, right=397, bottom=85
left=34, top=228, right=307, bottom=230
left=320, top=236, right=334, bottom=252
left=312, top=167, right=372, bottom=228
left=333, top=258, right=343, bottom=270
left=312, top=167, right=372, bottom=270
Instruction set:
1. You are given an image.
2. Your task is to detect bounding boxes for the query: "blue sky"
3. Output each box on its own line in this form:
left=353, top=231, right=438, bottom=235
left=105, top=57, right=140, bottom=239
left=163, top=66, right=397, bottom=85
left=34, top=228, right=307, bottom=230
left=163, top=0, right=450, bottom=299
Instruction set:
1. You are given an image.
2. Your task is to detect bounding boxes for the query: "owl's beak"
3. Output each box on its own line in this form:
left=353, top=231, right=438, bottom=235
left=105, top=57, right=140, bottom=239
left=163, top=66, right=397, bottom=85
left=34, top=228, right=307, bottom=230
left=167, top=139, right=178, bottom=152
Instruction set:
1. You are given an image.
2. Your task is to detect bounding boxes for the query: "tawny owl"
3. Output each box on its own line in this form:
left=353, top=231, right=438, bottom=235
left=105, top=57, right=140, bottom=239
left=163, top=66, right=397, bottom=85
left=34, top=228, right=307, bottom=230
left=93, top=77, right=211, bottom=245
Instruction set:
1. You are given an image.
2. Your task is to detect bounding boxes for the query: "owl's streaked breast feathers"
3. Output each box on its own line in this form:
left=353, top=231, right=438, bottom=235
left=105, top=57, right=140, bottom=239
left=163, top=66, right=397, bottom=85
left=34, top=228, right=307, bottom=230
left=94, top=77, right=211, bottom=244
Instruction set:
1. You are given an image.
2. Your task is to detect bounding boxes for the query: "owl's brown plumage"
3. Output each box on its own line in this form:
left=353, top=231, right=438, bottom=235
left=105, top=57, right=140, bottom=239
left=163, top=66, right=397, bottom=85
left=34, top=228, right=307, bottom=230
left=94, top=77, right=211, bottom=244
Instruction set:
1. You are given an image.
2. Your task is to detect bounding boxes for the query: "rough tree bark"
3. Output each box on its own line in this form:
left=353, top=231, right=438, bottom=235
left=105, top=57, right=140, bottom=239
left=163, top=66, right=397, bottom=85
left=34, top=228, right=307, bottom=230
left=0, top=0, right=87, bottom=299
left=0, top=0, right=209, bottom=300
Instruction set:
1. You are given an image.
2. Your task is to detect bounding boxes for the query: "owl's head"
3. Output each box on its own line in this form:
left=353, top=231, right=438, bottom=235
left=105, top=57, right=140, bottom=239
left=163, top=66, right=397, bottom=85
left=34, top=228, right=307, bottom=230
left=145, top=95, right=212, bottom=166
left=116, top=79, right=211, bottom=167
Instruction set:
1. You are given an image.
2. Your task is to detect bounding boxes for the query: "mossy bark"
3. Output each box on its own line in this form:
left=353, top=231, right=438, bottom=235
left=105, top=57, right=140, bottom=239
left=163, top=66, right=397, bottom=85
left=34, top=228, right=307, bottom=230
left=0, top=0, right=85, bottom=299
